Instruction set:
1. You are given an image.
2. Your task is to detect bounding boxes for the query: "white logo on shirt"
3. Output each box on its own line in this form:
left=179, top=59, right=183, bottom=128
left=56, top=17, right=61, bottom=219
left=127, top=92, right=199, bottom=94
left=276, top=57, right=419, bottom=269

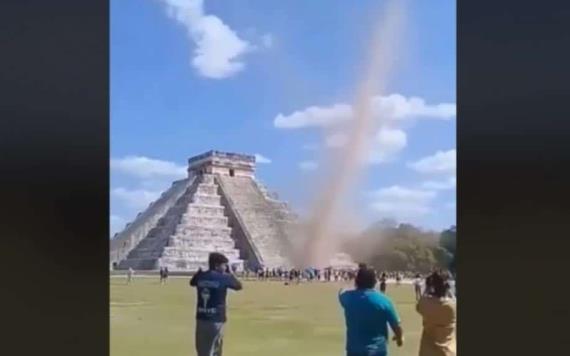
left=200, top=288, right=210, bottom=309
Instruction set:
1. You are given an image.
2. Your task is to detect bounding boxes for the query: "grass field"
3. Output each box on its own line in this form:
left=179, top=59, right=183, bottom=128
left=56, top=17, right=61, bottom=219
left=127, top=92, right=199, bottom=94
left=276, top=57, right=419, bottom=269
left=111, top=277, right=423, bottom=356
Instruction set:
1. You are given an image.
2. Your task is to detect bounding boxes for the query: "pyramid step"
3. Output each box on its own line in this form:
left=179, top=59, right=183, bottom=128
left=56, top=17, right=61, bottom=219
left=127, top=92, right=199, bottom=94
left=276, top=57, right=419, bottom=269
left=171, top=231, right=232, bottom=239
left=192, top=194, right=221, bottom=205
left=195, top=184, right=218, bottom=196
left=170, top=235, right=234, bottom=244
left=168, top=241, right=237, bottom=251
left=164, top=246, right=239, bottom=255
left=174, top=225, right=232, bottom=235
left=184, top=205, right=225, bottom=217
left=180, top=215, right=228, bottom=226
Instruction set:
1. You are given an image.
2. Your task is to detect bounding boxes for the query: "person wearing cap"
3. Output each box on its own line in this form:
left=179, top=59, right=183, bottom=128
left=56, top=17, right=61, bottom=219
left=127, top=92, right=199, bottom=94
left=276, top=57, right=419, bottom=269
left=339, top=267, right=404, bottom=356
left=189, top=252, right=243, bottom=356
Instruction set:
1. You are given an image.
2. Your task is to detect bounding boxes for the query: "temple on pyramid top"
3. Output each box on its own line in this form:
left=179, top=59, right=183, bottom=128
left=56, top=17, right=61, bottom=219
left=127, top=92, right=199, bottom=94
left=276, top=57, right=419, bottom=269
left=110, top=150, right=355, bottom=272
left=187, top=150, right=256, bottom=178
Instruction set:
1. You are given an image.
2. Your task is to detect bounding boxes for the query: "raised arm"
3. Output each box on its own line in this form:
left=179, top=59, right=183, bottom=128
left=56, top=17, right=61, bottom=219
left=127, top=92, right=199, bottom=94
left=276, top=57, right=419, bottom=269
left=189, top=269, right=201, bottom=287
left=226, top=272, right=243, bottom=291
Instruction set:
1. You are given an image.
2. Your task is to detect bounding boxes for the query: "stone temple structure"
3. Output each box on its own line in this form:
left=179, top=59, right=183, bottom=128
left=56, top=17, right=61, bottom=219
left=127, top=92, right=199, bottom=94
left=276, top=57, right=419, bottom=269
left=110, top=150, right=355, bottom=272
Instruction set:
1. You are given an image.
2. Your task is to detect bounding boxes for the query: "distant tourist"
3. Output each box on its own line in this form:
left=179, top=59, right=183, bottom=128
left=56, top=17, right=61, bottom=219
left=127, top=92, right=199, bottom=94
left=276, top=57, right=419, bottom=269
left=339, top=267, right=404, bottom=356
left=189, top=252, right=243, bottom=356
left=414, top=274, right=423, bottom=301
left=424, top=274, right=434, bottom=296
left=441, top=271, right=455, bottom=299
left=447, top=276, right=456, bottom=299
left=416, top=272, right=456, bottom=356
left=379, top=272, right=387, bottom=293
left=159, top=267, right=169, bottom=284
left=395, top=273, right=402, bottom=286
left=127, top=268, right=134, bottom=284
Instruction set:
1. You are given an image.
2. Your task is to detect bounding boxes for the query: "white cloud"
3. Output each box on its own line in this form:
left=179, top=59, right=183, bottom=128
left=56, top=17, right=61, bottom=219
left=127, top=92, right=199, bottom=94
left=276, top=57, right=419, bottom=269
left=274, top=94, right=455, bottom=129
left=326, top=128, right=407, bottom=164
left=369, top=185, right=437, bottom=219
left=159, top=0, right=252, bottom=79
left=368, top=128, right=407, bottom=164
left=371, top=186, right=437, bottom=202
left=275, top=103, right=352, bottom=129
left=299, top=161, right=318, bottom=171
left=372, top=94, right=455, bottom=121
left=111, top=188, right=162, bottom=211
left=111, top=156, right=187, bottom=180
left=408, top=149, right=456, bottom=175
left=254, top=153, right=272, bottom=164
left=422, top=176, right=457, bottom=190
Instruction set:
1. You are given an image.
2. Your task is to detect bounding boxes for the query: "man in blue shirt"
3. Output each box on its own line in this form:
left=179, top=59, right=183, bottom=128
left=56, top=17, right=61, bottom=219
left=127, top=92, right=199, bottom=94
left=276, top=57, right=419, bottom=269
left=339, top=267, right=404, bottom=356
left=190, top=252, right=243, bottom=356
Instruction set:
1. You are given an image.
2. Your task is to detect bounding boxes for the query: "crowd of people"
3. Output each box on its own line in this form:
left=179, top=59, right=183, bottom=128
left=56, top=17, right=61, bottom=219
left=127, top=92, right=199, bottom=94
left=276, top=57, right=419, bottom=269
left=237, top=266, right=456, bottom=301
left=243, top=266, right=358, bottom=283
left=186, top=254, right=456, bottom=356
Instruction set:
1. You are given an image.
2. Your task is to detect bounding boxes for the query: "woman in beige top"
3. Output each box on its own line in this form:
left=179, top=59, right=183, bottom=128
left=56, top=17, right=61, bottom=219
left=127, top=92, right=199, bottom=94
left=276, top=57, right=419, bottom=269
left=416, top=272, right=456, bottom=356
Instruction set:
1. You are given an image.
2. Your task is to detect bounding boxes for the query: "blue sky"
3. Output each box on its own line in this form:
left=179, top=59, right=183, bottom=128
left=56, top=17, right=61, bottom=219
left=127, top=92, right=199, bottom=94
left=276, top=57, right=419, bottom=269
left=111, top=0, right=456, bottom=236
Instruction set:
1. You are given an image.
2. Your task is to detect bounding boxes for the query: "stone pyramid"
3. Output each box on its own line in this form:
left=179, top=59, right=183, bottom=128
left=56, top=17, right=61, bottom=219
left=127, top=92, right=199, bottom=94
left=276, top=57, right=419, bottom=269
left=110, top=151, right=297, bottom=271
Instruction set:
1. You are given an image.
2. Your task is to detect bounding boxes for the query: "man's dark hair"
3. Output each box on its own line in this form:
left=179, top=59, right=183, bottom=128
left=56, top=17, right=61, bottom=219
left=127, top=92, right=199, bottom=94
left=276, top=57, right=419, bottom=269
left=428, top=271, right=449, bottom=298
left=208, top=252, right=229, bottom=270
left=355, top=267, right=377, bottom=289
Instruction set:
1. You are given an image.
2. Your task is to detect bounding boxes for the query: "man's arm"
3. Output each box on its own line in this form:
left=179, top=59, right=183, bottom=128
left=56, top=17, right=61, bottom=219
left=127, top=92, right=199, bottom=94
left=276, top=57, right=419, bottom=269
left=189, top=269, right=201, bottom=287
left=385, top=301, right=404, bottom=347
left=338, top=288, right=349, bottom=307
left=391, top=325, right=404, bottom=347
left=226, top=272, right=243, bottom=291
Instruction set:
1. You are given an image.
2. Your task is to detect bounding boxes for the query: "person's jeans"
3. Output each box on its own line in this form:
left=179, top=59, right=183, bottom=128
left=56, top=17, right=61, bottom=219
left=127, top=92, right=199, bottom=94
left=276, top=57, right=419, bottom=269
left=195, top=320, right=224, bottom=356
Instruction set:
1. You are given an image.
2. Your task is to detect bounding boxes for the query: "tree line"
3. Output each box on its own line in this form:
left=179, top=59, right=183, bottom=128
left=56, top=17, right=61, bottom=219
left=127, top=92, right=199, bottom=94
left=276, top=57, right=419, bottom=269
left=344, top=219, right=456, bottom=273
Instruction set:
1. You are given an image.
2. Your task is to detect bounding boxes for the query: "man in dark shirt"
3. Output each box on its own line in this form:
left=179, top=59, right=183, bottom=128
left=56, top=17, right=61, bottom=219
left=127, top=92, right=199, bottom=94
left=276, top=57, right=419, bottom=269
left=189, top=253, right=243, bottom=356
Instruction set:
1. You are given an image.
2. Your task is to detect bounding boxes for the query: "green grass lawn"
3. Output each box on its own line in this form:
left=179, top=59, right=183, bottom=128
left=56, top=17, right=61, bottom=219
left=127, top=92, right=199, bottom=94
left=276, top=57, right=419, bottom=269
left=111, top=277, right=423, bottom=356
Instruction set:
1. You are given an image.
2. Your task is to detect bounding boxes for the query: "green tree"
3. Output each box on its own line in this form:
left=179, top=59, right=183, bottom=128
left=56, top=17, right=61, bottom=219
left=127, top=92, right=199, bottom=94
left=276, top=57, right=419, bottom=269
left=438, top=225, right=456, bottom=273
left=347, top=222, right=449, bottom=273
left=439, top=225, right=456, bottom=254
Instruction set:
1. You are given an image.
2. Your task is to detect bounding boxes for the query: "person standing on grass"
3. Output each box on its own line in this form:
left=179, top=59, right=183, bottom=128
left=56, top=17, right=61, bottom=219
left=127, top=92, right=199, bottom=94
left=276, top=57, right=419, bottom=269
left=447, top=276, right=455, bottom=299
left=162, top=267, right=168, bottom=284
left=414, top=274, right=423, bottom=301
left=189, top=253, right=243, bottom=356
left=339, top=267, right=404, bottom=356
left=126, top=267, right=134, bottom=284
left=379, top=272, right=387, bottom=293
left=416, top=271, right=456, bottom=356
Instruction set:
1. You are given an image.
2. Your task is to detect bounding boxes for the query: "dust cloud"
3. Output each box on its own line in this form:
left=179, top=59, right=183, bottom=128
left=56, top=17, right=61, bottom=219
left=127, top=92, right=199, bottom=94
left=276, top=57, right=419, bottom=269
left=295, top=0, right=407, bottom=268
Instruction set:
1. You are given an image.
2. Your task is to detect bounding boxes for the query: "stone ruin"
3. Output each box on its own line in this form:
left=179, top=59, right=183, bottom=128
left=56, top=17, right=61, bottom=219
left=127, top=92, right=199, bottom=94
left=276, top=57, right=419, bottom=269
left=110, top=150, right=355, bottom=272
